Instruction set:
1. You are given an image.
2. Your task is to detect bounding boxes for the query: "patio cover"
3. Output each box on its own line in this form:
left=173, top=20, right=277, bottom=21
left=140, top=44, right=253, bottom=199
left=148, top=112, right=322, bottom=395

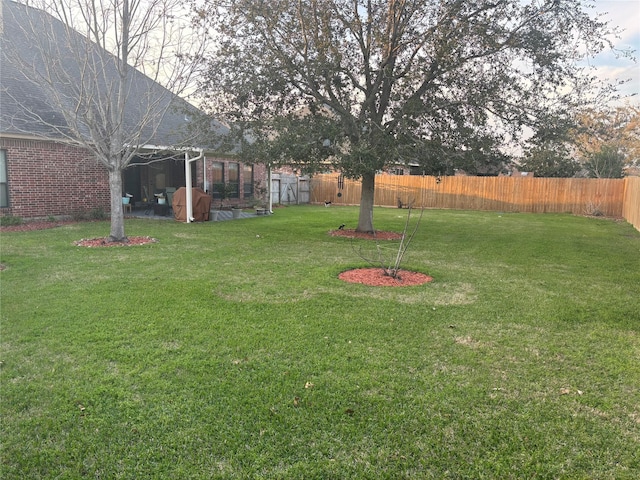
left=173, top=187, right=212, bottom=222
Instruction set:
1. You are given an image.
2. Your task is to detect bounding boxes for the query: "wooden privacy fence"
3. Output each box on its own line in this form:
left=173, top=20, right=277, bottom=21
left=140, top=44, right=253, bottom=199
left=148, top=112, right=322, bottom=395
left=311, top=174, right=640, bottom=228
left=623, top=176, right=640, bottom=231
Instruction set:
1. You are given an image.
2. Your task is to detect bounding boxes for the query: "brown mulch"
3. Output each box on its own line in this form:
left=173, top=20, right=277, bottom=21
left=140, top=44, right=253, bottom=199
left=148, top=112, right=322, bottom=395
left=339, top=267, right=433, bottom=287
left=329, top=229, right=402, bottom=240
left=75, top=236, right=157, bottom=247
left=330, top=230, right=432, bottom=285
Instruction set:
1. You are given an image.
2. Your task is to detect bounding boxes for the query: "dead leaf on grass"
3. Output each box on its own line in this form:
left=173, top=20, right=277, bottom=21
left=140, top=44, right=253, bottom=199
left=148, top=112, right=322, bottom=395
left=305, top=381, right=315, bottom=389
left=75, top=401, right=86, bottom=415
left=560, top=388, right=584, bottom=396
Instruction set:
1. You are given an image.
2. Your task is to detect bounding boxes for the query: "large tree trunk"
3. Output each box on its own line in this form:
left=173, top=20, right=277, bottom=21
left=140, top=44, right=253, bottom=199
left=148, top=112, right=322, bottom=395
left=108, top=168, right=127, bottom=242
left=356, top=171, right=375, bottom=233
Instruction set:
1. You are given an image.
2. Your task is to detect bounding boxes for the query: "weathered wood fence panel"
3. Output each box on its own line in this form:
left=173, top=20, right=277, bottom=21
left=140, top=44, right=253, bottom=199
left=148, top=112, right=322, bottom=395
left=623, top=176, right=640, bottom=231
left=271, top=174, right=310, bottom=205
left=310, top=173, right=628, bottom=217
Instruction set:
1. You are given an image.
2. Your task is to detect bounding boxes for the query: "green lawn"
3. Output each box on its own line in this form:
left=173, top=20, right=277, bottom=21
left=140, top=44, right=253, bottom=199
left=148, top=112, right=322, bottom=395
left=1, top=206, right=639, bottom=479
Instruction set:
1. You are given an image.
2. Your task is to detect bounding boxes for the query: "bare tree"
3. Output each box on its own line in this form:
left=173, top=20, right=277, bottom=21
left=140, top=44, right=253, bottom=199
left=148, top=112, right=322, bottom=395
left=1, top=0, right=207, bottom=241
left=353, top=188, right=425, bottom=279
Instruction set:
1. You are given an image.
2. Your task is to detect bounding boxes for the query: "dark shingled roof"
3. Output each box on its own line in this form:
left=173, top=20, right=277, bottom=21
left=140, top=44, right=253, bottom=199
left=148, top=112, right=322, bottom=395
left=0, top=0, right=226, bottom=149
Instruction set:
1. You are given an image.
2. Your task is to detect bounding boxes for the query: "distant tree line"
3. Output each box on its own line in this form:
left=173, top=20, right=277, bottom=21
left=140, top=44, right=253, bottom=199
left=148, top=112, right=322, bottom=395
left=520, top=105, right=639, bottom=178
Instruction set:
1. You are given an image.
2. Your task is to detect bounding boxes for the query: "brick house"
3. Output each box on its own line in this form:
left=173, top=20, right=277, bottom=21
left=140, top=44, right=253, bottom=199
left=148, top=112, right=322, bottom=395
left=0, top=0, right=266, bottom=220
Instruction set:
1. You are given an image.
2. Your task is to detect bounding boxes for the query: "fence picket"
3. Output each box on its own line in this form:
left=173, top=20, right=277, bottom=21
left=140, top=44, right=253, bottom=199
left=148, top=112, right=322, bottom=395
left=623, top=177, right=640, bottom=231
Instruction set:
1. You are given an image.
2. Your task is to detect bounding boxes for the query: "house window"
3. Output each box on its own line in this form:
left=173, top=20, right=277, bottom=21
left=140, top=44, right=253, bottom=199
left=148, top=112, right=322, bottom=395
left=211, top=162, right=224, bottom=199
left=228, top=162, right=239, bottom=198
left=0, top=150, right=8, bottom=208
left=243, top=164, right=254, bottom=198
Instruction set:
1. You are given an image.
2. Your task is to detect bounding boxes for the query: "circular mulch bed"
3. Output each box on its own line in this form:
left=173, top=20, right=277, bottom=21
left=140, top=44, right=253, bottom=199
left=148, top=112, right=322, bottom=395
left=329, top=229, right=402, bottom=240
left=75, top=236, right=157, bottom=247
left=339, top=267, right=433, bottom=287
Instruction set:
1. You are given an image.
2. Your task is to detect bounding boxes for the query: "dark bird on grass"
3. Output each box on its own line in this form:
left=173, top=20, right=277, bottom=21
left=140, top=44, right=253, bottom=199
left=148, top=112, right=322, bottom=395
left=338, top=224, right=345, bottom=230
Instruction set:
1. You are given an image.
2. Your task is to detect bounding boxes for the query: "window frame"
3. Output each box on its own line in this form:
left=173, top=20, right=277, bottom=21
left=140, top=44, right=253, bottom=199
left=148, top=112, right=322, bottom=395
left=228, top=162, right=239, bottom=198
left=243, top=164, right=254, bottom=198
left=0, top=150, right=9, bottom=208
left=211, top=161, right=225, bottom=199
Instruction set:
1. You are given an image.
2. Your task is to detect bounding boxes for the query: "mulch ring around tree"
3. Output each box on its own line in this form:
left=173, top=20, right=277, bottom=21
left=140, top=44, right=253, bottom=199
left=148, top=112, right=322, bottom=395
left=75, top=236, right=157, bottom=247
left=330, top=229, right=432, bottom=286
left=329, top=229, right=402, bottom=240
left=339, top=267, right=433, bottom=287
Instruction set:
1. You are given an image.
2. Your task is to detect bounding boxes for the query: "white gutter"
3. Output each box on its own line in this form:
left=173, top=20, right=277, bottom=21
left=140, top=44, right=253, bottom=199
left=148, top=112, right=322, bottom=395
left=203, top=156, right=207, bottom=195
left=135, top=143, right=195, bottom=152
left=268, top=163, right=273, bottom=214
left=185, top=149, right=205, bottom=223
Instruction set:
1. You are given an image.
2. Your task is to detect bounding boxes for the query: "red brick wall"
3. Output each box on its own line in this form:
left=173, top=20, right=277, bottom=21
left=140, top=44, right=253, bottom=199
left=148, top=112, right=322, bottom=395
left=0, top=138, right=110, bottom=218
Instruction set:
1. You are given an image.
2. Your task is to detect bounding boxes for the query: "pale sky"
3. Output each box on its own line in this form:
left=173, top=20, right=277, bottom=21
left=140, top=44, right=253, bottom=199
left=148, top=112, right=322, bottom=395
left=590, top=0, right=640, bottom=104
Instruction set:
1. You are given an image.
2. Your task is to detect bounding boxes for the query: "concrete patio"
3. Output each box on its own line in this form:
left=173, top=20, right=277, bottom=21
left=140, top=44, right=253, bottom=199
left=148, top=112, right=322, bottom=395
left=125, top=207, right=266, bottom=222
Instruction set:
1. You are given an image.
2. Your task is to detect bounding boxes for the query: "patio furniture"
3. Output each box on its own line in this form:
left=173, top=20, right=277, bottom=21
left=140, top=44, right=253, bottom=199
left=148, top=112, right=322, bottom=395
left=122, top=196, right=132, bottom=213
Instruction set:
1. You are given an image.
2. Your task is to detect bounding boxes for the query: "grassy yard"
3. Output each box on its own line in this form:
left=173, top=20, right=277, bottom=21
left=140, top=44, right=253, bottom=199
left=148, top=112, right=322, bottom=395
left=1, top=206, right=639, bottom=479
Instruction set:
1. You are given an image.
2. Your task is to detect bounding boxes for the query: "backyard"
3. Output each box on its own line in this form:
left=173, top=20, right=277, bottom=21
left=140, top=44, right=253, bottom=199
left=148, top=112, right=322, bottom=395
left=1, top=206, right=639, bottom=478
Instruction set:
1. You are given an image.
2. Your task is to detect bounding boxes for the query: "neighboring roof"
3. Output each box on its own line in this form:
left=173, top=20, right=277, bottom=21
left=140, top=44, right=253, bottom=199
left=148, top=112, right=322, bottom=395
left=0, top=0, right=226, bottom=150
